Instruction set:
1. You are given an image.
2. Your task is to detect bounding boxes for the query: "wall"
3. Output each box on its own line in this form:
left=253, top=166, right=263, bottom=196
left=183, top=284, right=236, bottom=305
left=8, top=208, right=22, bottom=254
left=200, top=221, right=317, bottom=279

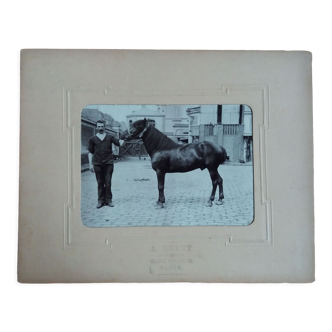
left=196, top=123, right=246, bottom=162
left=163, top=105, right=189, bottom=135
left=243, top=105, right=253, bottom=135
left=222, top=105, right=241, bottom=124
left=200, top=105, right=218, bottom=124
left=222, top=125, right=244, bottom=161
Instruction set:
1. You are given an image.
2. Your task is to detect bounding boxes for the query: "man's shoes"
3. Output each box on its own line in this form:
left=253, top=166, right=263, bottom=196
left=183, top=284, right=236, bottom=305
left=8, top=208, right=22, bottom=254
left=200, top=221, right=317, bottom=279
left=96, top=201, right=114, bottom=208
left=96, top=202, right=104, bottom=209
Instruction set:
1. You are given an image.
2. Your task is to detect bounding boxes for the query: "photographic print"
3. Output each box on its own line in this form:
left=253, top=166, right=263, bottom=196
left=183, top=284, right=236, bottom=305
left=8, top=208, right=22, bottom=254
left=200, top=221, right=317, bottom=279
left=81, top=104, right=254, bottom=227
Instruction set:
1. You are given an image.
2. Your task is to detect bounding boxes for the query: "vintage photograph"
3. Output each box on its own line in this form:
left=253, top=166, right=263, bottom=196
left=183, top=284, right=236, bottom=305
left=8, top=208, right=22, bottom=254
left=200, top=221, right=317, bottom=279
left=18, top=49, right=314, bottom=284
left=81, top=104, right=254, bottom=227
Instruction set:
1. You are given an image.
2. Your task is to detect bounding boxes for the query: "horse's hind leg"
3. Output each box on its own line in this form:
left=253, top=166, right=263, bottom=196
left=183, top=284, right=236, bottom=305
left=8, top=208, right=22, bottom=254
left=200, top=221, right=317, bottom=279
left=216, top=171, right=224, bottom=205
left=207, top=169, right=224, bottom=206
left=206, top=169, right=218, bottom=207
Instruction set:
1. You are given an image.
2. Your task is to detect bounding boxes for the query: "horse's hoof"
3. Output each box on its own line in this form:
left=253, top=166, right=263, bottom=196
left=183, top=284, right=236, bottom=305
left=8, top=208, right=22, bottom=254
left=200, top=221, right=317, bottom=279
left=205, top=201, right=213, bottom=207
left=216, top=200, right=223, bottom=205
left=156, top=201, right=165, bottom=208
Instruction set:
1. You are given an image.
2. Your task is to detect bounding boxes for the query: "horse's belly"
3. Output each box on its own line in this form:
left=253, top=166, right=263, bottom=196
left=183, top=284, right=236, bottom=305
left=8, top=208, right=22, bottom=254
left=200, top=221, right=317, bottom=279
left=168, top=165, right=200, bottom=173
left=152, top=150, right=204, bottom=173
left=168, top=156, right=202, bottom=173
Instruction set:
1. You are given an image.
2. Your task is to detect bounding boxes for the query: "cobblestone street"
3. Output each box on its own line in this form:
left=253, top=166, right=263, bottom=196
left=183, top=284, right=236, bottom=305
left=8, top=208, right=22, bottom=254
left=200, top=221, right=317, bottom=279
left=81, top=158, right=254, bottom=227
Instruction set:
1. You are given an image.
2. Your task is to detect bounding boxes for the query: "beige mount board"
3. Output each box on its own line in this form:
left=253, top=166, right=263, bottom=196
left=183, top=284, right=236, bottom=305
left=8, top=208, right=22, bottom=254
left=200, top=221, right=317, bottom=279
left=18, top=50, right=314, bottom=283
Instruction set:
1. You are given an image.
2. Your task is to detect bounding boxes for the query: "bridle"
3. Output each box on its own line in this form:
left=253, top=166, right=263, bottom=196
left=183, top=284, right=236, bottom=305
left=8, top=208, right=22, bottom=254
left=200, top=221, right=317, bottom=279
left=126, top=123, right=150, bottom=140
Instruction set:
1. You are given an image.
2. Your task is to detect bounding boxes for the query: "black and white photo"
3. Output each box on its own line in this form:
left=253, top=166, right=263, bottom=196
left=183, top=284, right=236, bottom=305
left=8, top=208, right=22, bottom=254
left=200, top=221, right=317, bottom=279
left=81, top=104, right=254, bottom=227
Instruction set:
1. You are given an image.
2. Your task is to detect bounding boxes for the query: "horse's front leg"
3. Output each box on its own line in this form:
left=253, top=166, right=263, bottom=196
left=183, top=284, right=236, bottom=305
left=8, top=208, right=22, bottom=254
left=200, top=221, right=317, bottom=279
left=156, top=170, right=166, bottom=208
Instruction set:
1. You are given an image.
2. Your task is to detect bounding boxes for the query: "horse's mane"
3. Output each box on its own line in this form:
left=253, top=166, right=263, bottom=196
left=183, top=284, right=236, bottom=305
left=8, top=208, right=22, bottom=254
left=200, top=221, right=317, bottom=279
left=142, top=125, right=180, bottom=156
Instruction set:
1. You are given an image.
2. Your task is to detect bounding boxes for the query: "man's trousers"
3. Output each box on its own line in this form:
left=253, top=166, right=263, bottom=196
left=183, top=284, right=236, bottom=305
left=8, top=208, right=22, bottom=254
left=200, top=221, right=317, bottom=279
left=93, top=164, right=114, bottom=204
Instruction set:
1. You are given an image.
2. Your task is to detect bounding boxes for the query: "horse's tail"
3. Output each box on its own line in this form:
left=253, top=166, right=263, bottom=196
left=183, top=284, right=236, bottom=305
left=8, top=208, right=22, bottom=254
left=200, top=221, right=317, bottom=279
left=220, top=146, right=227, bottom=165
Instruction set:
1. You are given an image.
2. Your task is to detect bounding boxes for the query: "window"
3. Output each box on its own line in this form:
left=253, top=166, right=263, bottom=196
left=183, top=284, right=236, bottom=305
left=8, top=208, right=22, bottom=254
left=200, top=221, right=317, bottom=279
left=217, top=105, right=222, bottom=124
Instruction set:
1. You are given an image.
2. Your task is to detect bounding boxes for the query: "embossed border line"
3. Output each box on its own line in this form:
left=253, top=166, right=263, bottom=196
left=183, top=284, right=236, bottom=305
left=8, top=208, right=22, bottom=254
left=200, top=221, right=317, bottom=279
left=226, top=84, right=273, bottom=246
left=63, top=85, right=272, bottom=248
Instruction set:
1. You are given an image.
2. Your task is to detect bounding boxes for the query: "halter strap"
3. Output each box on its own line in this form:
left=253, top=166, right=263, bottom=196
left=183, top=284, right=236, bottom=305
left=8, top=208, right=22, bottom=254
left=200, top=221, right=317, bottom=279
left=138, top=124, right=150, bottom=138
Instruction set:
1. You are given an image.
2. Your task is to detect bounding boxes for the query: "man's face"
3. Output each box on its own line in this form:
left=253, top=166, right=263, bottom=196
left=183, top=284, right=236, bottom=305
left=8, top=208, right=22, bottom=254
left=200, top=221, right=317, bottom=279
left=96, top=123, right=105, bottom=133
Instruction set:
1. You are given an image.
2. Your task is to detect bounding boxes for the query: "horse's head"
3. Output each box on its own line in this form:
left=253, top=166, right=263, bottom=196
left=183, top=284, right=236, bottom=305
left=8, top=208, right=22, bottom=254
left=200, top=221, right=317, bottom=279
left=120, top=118, right=148, bottom=141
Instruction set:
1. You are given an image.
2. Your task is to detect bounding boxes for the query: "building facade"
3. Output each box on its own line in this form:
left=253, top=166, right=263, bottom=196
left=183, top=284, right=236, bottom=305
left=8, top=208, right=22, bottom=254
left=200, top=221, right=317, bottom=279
left=162, top=105, right=190, bottom=143
left=126, top=105, right=165, bottom=132
left=126, top=105, right=190, bottom=143
left=187, top=105, right=253, bottom=162
left=124, top=104, right=253, bottom=162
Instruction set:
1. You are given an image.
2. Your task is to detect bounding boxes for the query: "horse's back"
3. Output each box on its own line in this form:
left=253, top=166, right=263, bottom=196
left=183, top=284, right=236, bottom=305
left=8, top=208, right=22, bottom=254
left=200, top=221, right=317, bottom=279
left=151, top=140, right=226, bottom=173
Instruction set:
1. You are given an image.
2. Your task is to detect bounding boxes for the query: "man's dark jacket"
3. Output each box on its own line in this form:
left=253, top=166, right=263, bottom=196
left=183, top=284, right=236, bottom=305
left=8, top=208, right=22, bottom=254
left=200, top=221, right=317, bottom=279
left=88, top=134, right=120, bottom=165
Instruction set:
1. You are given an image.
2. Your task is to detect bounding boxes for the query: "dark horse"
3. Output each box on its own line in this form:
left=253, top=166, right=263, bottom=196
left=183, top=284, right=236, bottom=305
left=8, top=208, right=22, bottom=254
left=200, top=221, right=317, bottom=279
left=121, top=118, right=227, bottom=207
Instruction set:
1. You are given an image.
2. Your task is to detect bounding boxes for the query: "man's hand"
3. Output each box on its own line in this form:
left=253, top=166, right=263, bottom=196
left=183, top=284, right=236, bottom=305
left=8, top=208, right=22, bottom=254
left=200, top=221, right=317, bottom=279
left=119, top=139, right=125, bottom=146
left=88, top=153, right=94, bottom=172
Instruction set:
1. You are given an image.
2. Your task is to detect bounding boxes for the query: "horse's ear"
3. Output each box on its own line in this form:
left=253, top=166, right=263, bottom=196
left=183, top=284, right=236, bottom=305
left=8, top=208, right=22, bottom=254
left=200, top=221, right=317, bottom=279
left=143, top=118, right=147, bottom=125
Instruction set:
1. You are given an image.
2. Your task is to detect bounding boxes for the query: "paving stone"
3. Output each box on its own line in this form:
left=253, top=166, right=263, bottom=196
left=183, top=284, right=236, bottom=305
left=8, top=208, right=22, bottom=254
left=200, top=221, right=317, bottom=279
left=81, top=158, right=254, bottom=227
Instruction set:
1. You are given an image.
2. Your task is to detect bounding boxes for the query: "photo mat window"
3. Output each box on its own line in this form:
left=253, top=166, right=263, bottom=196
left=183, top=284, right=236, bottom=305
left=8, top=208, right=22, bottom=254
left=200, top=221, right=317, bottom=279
left=81, top=104, right=254, bottom=227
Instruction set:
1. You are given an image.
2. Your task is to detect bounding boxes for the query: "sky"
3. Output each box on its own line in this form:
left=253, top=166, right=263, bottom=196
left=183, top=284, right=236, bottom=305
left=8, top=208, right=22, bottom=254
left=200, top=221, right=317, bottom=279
left=86, top=104, right=199, bottom=123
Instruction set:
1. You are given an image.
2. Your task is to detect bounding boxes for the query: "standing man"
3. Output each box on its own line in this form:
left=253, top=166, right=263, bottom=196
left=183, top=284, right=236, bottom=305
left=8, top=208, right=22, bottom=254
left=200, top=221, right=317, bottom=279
left=88, top=120, right=124, bottom=208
